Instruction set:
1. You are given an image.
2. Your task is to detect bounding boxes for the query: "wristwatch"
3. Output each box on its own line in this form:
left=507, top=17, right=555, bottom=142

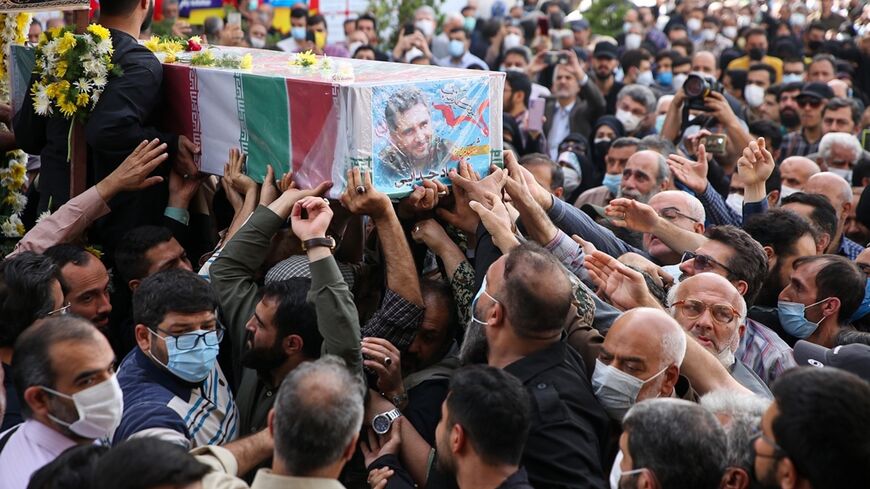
left=301, top=236, right=336, bottom=252
left=372, top=408, right=402, bottom=435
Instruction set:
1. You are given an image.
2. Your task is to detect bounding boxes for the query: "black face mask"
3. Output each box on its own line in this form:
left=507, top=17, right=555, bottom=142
left=807, top=40, right=822, bottom=52
left=748, top=47, right=765, bottom=61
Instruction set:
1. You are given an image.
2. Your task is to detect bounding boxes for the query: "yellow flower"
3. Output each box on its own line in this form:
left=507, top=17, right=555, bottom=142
left=76, top=92, right=89, bottom=107
left=3, top=194, right=15, bottom=206
left=164, top=52, right=177, bottom=63
left=57, top=31, right=77, bottom=55
left=60, top=100, right=77, bottom=117
left=87, top=24, right=111, bottom=41
left=84, top=246, right=103, bottom=259
left=240, top=54, right=252, bottom=70
left=15, top=223, right=24, bottom=236
left=45, top=80, right=69, bottom=98
left=294, top=50, right=317, bottom=67
left=38, top=32, right=47, bottom=45
left=144, top=35, right=161, bottom=52
left=10, top=163, right=25, bottom=182
left=55, top=60, right=68, bottom=78
left=161, top=40, right=184, bottom=54
left=48, top=26, right=63, bottom=38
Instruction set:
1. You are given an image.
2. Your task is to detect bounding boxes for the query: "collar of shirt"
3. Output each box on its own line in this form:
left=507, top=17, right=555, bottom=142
left=556, top=100, right=576, bottom=114
left=503, top=340, right=567, bottom=383
left=21, top=419, right=78, bottom=456
left=131, top=347, right=200, bottom=401
left=251, top=469, right=347, bottom=489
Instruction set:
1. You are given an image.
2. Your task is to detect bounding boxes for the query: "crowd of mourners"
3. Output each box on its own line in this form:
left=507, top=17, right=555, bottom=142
left=4, top=0, right=870, bottom=488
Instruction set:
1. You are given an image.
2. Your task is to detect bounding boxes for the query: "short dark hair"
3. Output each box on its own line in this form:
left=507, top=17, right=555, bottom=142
left=290, top=7, right=308, bottom=19
left=770, top=368, right=870, bottom=489
left=356, top=13, right=377, bottom=29
left=0, top=252, right=61, bottom=347
left=92, top=438, right=211, bottom=489
left=810, top=53, right=837, bottom=72
left=12, top=316, right=99, bottom=417
left=44, top=244, right=95, bottom=293
left=744, top=27, right=767, bottom=41
left=824, top=97, right=862, bottom=126
left=671, top=38, right=694, bottom=56
left=100, top=0, right=140, bottom=16
left=748, top=63, right=776, bottom=84
left=308, top=13, right=325, bottom=26
left=793, top=255, right=866, bottom=322
left=384, top=87, right=428, bottom=132
left=421, top=278, right=459, bottom=350
left=115, top=226, right=175, bottom=283
left=504, top=46, right=530, bottom=63
left=28, top=444, right=109, bottom=489
left=780, top=193, right=838, bottom=246
left=352, top=45, right=375, bottom=58
left=623, top=399, right=727, bottom=489
left=261, top=278, right=322, bottom=360
left=505, top=71, right=532, bottom=108
left=446, top=365, right=531, bottom=466
left=745, top=207, right=815, bottom=257
left=748, top=120, right=784, bottom=151
left=449, top=27, right=468, bottom=38
left=655, top=49, right=677, bottom=64
left=620, top=48, right=651, bottom=71
left=704, top=226, right=768, bottom=306
left=777, top=81, right=804, bottom=100
left=519, top=154, right=564, bottom=191
left=499, top=242, right=572, bottom=336
left=132, top=269, right=217, bottom=330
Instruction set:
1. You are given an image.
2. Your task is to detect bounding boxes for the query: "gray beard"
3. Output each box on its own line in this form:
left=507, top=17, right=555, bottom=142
left=459, top=320, right=489, bottom=365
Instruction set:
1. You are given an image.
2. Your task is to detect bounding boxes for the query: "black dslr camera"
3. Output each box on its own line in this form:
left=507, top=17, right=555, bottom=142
left=683, top=74, right=724, bottom=111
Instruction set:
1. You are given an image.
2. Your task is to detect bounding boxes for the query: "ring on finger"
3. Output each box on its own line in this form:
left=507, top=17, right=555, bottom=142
left=356, top=185, right=367, bottom=194
left=437, top=190, right=448, bottom=197
left=413, top=225, right=420, bottom=234
left=384, top=356, right=392, bottom=366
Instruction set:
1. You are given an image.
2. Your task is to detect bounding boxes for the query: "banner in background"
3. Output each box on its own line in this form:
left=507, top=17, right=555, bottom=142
left=0, top=0, right=87, bottom=11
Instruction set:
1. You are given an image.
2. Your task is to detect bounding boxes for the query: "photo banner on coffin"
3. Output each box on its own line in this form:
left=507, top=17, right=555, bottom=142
left=0, top=0, right=87, bottom=12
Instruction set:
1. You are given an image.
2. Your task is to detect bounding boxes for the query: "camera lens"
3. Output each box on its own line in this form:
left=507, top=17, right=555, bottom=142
left=683, top=74, right=705, bottom=98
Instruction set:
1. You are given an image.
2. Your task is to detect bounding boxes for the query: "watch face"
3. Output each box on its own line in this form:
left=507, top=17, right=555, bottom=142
left=372, top=414, right=390, bottom=434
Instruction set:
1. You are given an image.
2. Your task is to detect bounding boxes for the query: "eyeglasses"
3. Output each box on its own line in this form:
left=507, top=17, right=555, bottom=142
left=659, top=206, right=699, bottom=222
left=671, top=299, right=739, bottom=324
left=47, top=303, right=71, bottom=317
left=681, top=251, right=734, bottom=275
left=751, top=431, right=785, bottom=459
left=858, top=262, right=870, bottom=278
left=797, top=98, right=822, bottom=108
left=154, top=324, right=225, bottom=351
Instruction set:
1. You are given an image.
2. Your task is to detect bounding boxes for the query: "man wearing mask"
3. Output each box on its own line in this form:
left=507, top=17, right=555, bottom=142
left=696, top=16, right=733, bottom=57
left=814, top=133, right=864, bottom=185
left=413, top=5, right=437, bottom=43
left=780, top=83, right=834, bottom=160
left=306, top=14, right=349, bottom=57
left=113, top=269, right=237, bottom=448
left=726, top=28, right=783, bottom=83
left=436, top=28, right=486, bottom=69
left=777, top=255, right=864, bottom=348
left=0, top=317, right=122, bottom=489
left=745, top=64, right=776, bottom=119
left=619, top=49, right=654, bottom=88
left=614, top=85, right=657, bottom=138
left=779, top=156, right=821, bottom=197
left=576, top=137, right=639, bottom=208
left=277, top=8, right=308, bottom=52
left=543, top=51, right=605, bottom=160
left=591, top=41, right=623, bottom=115
left=431, top=13, right=463, bottom=60
left=668, top=274, right=772, bottom=397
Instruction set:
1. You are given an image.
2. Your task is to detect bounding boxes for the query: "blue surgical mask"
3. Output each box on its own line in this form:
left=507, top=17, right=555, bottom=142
left=777, top=299, right=829, bottom=339
left=448, top=39, right=466, bottom=58
left=602, top=173, right=622, bottom=195
left=781, top=73, right=803, bottom=84
left=850, top=279, right=870, bottom=323
left=656, top=71, right=673, bottom=86
left=291, top=26, right=306, bottom=40
left=654, top=113, right=666, bottom=134
left=149, top=329, right=222, bottom=383
left=463, top=16, right=477, bottom=32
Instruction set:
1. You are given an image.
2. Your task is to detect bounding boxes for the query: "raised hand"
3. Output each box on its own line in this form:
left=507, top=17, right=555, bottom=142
left=605, top=198, right=660, bottom=233
left=175, top=135, right=200, bottom=178
left=411, top=218, right=451, bottom=250
left=223, top=148, right=257, bottom=197
left=469, top=191, right=519, bottom=253
left=361, top=337, right=405, bottom=402
left=737, top=137, right=775, bottom=186
left=584, top=250, right=659, bottom=311
left=668, top=143, right=709, bottom=194
left=340, top=167, right=392, bottom=219
left=437, top=161, right=505, bottom=234
left=398, top=178, right=448, bottom=217
left=290, top=195, right=334, bottom=241
left=96, top=138, right=168, bottom=200
left=360, top=417, right=404, bottom=469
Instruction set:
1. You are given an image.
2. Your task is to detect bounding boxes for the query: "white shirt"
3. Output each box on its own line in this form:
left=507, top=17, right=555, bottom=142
left=436, top=51, right=487, bottom=70
left=0, top=420, right=78, bottom=489
left=547, top=101, right=575, bottom=160
left=276, top=37, right=301, bottom=53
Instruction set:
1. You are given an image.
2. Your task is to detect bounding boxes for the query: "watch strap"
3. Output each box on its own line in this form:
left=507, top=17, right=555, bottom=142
left=302, top=236, right=335, bottom=251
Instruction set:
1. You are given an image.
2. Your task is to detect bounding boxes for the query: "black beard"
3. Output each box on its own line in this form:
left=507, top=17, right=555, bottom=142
left=241, top=339, right=287, bottom=375
left=780, top=109, right=800, bottom=129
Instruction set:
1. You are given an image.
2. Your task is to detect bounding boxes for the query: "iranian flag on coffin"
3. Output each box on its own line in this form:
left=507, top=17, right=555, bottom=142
left=160, top=48, right=505, bottom=199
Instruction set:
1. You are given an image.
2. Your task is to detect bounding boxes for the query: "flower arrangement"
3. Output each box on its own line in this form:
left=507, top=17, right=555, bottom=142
left=0, top=13, right=32, bottom=101
left=190, top=49, right=253, bottom=70
left=145, top=35, right=253, bottom=70
left=30, top=25, right=120, bottom=120
left=289, top=50, right=318, bottom=68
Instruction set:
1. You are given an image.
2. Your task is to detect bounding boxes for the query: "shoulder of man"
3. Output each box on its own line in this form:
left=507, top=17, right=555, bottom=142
left=113, top=399, right=191, bottom=446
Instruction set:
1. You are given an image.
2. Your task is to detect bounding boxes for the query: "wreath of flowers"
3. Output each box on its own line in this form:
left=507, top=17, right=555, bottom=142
left=30, top=24, right=119, bottom=120
left=0, top=13, right=31, bottom=239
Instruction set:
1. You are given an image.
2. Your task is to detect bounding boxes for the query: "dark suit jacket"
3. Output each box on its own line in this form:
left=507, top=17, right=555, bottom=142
left=543, top=81, right=606, bottom=145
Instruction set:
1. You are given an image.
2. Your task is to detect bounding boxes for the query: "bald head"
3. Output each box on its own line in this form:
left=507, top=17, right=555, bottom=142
left=669, top=273, right=746, bottom=318
left=691, top=51, right=717, bottom=76
left=668, top=273, right=746, bottom=359
left=780, top=157, right=822, bottom=190
left=606, top=308, right=687, bottom=368
left=804, top=172, right=853, bottom=217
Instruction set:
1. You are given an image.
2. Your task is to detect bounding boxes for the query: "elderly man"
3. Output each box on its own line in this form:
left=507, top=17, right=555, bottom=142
left=815, top=132, right=864, bottom=183
left=691, top=51, right=719, bottom=78
left=617, top=399, right=727, bottom=489
left=575, top=137, right=641, bottom=208
left=700, top=391, right=771, bottom=489
left=668, top=274, right=771, bottom=397
left=803, top=172, right=865, bottom=259
left=543, top=53, right=605, bottom=159
left=614, top=84, right=657, bottom=138
left=619, top=150, right=670, bottom=204
left=779, top=156, right=821, bottom=197
left=777, top=255, right=865, bottom=348
left=644, top=191, right=705, bottom=266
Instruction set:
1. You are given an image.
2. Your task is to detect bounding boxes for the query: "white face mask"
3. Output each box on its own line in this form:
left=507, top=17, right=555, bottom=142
left=780, top=185, right=800, bottom=199
left=744, top=84, right=765, bottom=108
left=250, top=37, right=266, bottom=49
left=41, top=375, right=124, bottom=439
left=687, top=18, right=702, bottom=32
left=829, top=167, right=853, bottom=183
left=625, top=33, right=642, bottom=50
left=702, top=29, right=717, bottom=42
left=503, top=33, right=522, bottom=50
left=562, top=167, right=581, bottom=193
left=790, top=13, right=806, bottom=27
left=672, top=73, right=688, bottom=91
left=347, top=41, right=363, bottom=56
left=715, top=343, right=736, bottom=368
left=404, top=47, right=424, bottom=63
left=722, top=26, right=738, bottom=39
left=636, top=70, right=654, bottom=87
left=592, top=359, right=668, bottom=421
left=616, top=109, right=642, bottom=132
left=726, top=193, right=744, bottom=214
left=414, top=19, right=435, bottom=38
left=781, top=73, right=803, bottom=84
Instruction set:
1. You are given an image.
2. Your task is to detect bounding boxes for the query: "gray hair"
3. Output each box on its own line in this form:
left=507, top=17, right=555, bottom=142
left=654, top=190, right=706, bottom=223
left=819, top=132, right=862, bottom=166
left=414, top=5, right=435, bottom=18
left=611, top=136, right=642, bottom=149
left=273, top=356, right=365, bottom=475
left=667, top=276, right=748, bottom=324
left=651, top=151, right=671, bottom=185
left=825, top=97, right=863, bottom=126
left=617, top=84, right=657, bottom=115
left=700, top=391, right=771, bottom=469
left=639, top=135, right=678, bottom=159
left=622, top=398, right=728, bottom=488
left=384, top=87, right=428, bottom=132
left=204, top=16, right=224, bottom=36
left=660, top=319, right=688, bottom=368
left=810, top=53, right=837, bottom=72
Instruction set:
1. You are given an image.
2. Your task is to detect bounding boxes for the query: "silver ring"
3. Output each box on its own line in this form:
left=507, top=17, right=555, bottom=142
left=183, top=174, right=190, bottom=179
left=356, top=185, right=367, bottom=194
left=413, top=225, right=420, bottom=234
left=322, top=198, right=329, bottom=205
left=384, top=356, right=392, bottom=366
left=437, top=191, right=448, bottom=197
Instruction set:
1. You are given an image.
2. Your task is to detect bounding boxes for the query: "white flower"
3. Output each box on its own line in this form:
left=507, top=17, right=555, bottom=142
left=96, top=38, right=112, bottom=55
left=92, top=73, right=107, bottom=88
left=74, top=78, right=92, bottom=93
left=10, top=193, right=26, bottom=213
left=1, top=217, right=19, bottom=237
